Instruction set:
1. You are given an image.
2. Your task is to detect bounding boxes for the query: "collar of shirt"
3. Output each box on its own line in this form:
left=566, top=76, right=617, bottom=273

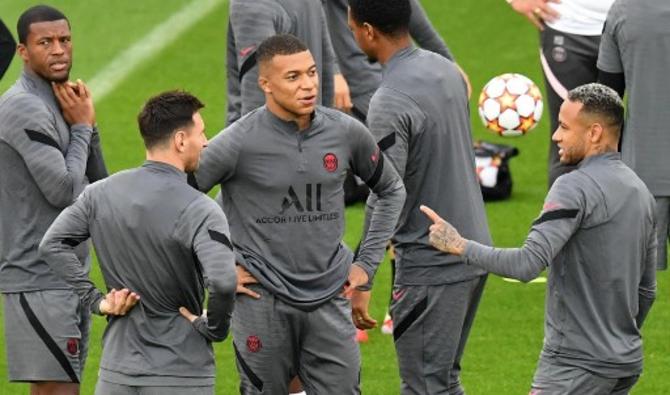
left=579, top=151, right=621, bottom=168
left=142, top=160, right=188, bottom=182
left=262, top=105, right=324, bottom=136
left=21, top=69, right=60, bottom=114
left=382, top=44, right=417, bottom=76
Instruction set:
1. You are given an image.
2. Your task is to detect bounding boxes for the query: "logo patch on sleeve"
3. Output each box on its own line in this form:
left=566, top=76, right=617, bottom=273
left=323, top=153, right=338, bottom=172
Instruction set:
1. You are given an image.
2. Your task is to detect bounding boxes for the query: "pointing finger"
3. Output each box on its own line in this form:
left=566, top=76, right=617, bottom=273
left=419, top=205, right=443, bottom=224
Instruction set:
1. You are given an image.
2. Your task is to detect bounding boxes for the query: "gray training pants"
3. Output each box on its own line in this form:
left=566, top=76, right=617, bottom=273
left=391, top=275, right=487, bottom=395
left=232, top=284, right=360, bottom=395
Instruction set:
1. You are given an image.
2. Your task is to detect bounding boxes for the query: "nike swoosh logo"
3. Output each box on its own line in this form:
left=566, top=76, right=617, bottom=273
left=392, top=289, right=405, bottom=301
left=239, top=45, right=255, bottom=58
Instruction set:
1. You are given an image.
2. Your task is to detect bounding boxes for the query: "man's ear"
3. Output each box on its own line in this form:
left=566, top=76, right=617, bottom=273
left=174, top=130, right=186, bottom=153
left=588, top=122, right=604, bottom=143
left=364, top=22, right=375, bottom=41
left=258, top=74, right=271, bottom=94
left=17, top=43, right=28, bottom=63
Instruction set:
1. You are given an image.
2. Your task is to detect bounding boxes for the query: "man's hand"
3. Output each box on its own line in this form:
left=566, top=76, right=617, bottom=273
left=99, top=288, right=140, bottom=316
left=179, top=307, right=200, bottom=323
left=333, top=73, right=353, bottom=112
left=342, top=263, right=369, bottom=298
left=508, top=0, right=561, bottom=30
left=420, top=205, right=467, bottom=255
left=53, top=79, right=96, bottom=126
left=351, top=290, right=377, bottom=330
left=236, top=265, right=260, bottom=299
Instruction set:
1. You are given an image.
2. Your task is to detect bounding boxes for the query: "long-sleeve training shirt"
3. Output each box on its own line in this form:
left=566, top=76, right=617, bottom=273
left=226, top=0, right=338, bottom=125
left=40, top=161, right=237, bottom=386
left=367, top=46, right=490, bottom=286
left=193, top=106, right=405, bottom=310
left=464, top=152, right=657, bottom=378
left=0, top=69, right=106, bottom=293
left=322, top=0, right=454, bottom=117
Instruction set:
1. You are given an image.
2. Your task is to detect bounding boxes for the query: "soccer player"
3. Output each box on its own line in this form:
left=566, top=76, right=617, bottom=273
left=347, top=1, right=491, bottom=393
left=323, top=0, right=472, bottom=335
left=597, top=0, right=670, bottom=271
left=191, top=34, right=405, bottom=394
left=423, top=83, right=656, bottom=394
left=226, top=0, right=348, bottom=126
left=0, top=18, right=15, bottom=80
left=0, top=6, right=110, bottom=394
left=507, top=0, right=615, bottom=187
left=40, top=91, right=237, bottom=395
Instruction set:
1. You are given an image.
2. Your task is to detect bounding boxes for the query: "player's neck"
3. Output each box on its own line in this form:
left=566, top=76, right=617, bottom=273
left=376, top=35, right=412, bottom=65
left=145, top=151, right=185, bottom=172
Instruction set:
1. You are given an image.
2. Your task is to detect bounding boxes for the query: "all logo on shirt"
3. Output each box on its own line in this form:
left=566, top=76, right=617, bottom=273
left=323, top=153, right=338, bottom=172
left=239, top=45, right=256, bottom=58
left=246, top=335, right=262, bottom=353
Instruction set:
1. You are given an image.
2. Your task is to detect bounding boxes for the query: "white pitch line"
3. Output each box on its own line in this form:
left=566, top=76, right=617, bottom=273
left=88, top=0, right=225, bottom=102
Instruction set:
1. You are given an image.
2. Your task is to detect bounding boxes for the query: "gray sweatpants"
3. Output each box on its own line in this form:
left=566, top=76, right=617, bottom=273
left=531, top=354, right=639, bottom=394
left=391, top=275, right=487, bottom=395
left=94, top=380, right=213, bottom=395
left=232, top=285, right=360, bottom=395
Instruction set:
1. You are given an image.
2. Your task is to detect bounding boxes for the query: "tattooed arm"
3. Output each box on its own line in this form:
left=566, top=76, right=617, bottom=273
left=420, top=205, right=467, bottom=255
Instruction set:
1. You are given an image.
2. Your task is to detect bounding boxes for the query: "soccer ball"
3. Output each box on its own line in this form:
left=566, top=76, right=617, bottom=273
left=478, top=73, right=543, bottom=137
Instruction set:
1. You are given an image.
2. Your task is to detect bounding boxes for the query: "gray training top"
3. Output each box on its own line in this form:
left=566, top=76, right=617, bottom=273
left=464, top=153, right=657, bottom=378
left=597, top=0, right=670, bottom=196
left=40, top=161, right=237, bottom=386
left=226, top=0, right=338, bottom=125
left=322, top=0, right=454, bottom=116
left=193, top=106, right=405, bottom=309
left=0, top=70, right=106, bottom=293
left=367, top=46, right=490, bottom=286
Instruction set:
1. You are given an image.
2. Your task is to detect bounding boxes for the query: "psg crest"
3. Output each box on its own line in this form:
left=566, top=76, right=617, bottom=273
left=323, top=153, right=338, bottom=172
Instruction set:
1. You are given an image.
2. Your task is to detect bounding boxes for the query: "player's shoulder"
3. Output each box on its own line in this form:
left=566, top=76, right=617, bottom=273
left=0, top=89, right=50, bottom=119
left=317, top=106, right=368, bottom=135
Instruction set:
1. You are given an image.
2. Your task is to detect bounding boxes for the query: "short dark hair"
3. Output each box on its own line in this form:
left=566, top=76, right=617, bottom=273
left=137, top=91, right=204, bottom=150
left=17, top=5, right=69, bottom=45
left=348, top=0, right=411, bottom=37
left=568, top=83, right=624, bottom=135
left=256, top=34, right=309, bottom=66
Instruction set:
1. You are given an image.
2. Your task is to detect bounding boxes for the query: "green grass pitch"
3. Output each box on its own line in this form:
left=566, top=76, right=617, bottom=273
left=0, top=1, right=667, bottom=394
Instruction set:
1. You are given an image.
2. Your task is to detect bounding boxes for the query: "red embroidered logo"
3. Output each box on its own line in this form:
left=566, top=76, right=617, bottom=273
left=239, top=45, right=255, bottom=58
left=323, top=153, right=338, bottom=172
left=66, top=338, right=79, bottom=356
left=543, top=201, right=562, bottom=211
left=246, top=335, right=262, bottom=353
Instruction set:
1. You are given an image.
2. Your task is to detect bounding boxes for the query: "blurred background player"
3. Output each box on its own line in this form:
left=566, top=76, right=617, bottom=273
left=192, top=34, right=405, bottom=394
left=225, top=0, right=349, bottom=126
left=423, top=83, right=656, bottom=395
left=507, top=0, right=614, bottom=187
left=598, top=0, right=670, bottom=271
left=40, top=90, right=236, bottom=395
left=0, top=5, right=109, bottom=395
left=348, top=0, right=491, bottom=393
left=0, top=18, right=15, bottom=80
left=323, top=0, right=472, bottom=337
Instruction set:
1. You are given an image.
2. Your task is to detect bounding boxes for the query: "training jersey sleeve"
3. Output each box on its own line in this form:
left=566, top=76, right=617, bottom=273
left=39, top=187, right=105, bottom=314
left=597, top=1, right=624, bottom=74
left=229, top=1, right=290, bottom=116
left=348, top=118, right=406, bottom=284
left=0, top=19, right=14, bottom=80
left=175, top=197, right=237, bottom=342
left=2, top=94, right=92, bottom=208
left=320, top=4, right=337, bottom=107
left=408, top=0, right=454, bottom=60
left=637, top=218, right=657, bottom=328
left=85, top=127, right=109, bottom=183
left=464, top=174, right=585, bottom=282
left=191, top=123, right=245, bottom=193
left=226, top=21, right=242, bottom=126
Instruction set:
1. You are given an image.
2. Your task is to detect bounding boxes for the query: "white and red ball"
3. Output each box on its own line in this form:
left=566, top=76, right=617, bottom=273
left=478, top=73, right=543, bottom=137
